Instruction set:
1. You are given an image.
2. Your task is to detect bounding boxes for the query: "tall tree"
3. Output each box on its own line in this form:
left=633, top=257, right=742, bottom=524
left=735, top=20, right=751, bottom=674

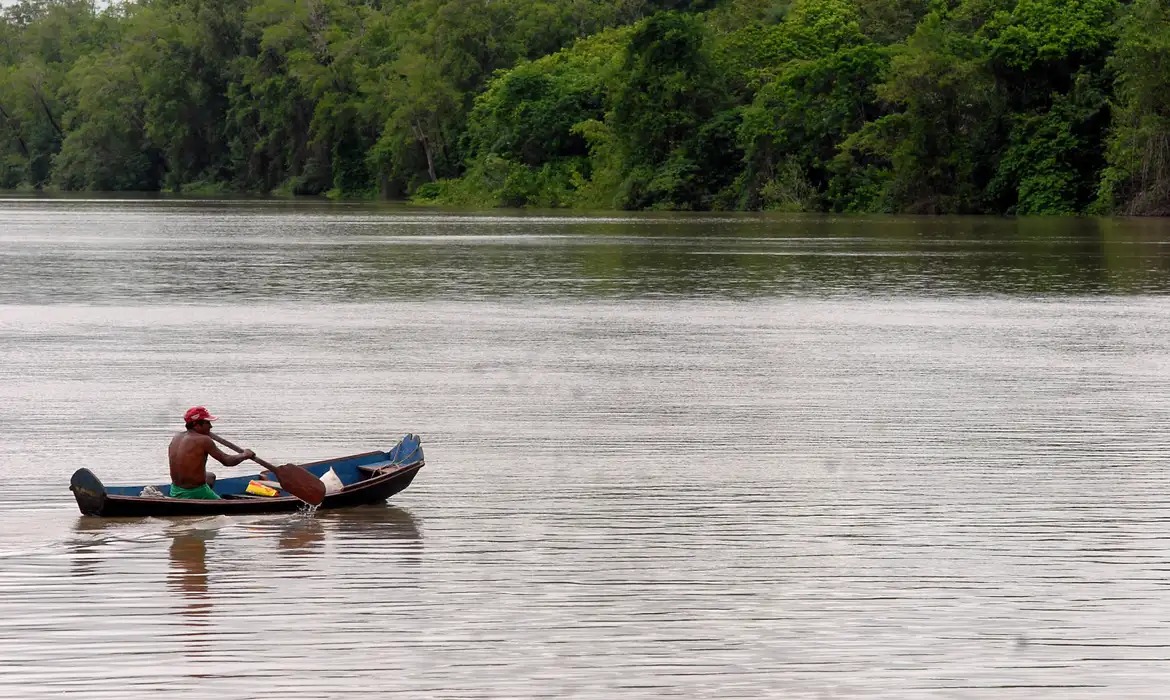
left=1099, top=0, right=1170, bottom=215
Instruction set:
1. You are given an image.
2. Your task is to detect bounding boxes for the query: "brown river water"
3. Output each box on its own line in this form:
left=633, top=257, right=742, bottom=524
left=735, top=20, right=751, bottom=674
left=3, top=197, right=1170, bottom=698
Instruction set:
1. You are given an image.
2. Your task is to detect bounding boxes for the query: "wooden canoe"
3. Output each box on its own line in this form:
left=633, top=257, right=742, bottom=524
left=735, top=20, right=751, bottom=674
left=70, top=434, right=424, bottom=517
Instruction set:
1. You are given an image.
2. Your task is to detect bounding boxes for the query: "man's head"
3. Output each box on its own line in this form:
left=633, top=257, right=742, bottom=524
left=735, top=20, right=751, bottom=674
left=184, top=406, right=218, bottom=433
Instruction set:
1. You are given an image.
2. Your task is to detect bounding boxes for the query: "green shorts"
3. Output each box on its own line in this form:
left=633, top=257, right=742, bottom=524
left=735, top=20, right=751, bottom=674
left=169, top=483, right=221, bottom=500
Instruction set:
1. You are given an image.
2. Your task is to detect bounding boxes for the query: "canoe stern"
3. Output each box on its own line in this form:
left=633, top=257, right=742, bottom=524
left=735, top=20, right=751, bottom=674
left=70, top=468, right=108, bottom=516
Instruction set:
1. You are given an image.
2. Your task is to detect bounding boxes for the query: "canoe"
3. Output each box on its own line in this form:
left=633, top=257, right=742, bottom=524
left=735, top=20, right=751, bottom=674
left=69, top=433, right=424, bottom=517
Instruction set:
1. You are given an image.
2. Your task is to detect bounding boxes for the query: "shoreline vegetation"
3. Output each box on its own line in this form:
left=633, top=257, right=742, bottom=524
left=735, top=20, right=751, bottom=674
left=1, top=0, right=1168, bottom=215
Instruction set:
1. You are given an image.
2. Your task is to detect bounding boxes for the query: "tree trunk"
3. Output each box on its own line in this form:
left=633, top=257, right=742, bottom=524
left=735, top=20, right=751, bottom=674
left=33, top=90, right=64, bottom=139
left=412, top=118, right=437, bottom=182
left=0, top=101, right=31, bottom=157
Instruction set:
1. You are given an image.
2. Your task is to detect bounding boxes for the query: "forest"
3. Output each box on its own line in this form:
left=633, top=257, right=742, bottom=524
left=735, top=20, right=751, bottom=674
left=1, top=0, right=1168, bottom=214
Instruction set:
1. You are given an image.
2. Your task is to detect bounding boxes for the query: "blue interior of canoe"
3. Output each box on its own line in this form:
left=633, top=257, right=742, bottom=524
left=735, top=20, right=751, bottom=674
left=103, top=434, right=422, bottom=498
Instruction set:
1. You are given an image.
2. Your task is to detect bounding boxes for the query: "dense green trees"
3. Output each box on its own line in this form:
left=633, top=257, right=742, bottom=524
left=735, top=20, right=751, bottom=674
left=0, top=0, right=1163, bottom=214
left=1099, top=0, right=1170, bottom=215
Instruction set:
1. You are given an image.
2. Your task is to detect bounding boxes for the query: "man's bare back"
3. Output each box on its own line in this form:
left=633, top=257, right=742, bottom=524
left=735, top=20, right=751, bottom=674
left=169, top=431, right=220, bottom=488
left=169, top=409, right=255, bottom=488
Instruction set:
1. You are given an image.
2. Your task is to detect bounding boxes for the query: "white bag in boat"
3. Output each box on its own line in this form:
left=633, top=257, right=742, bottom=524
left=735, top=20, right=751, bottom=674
left=320, top=467, right=343, bottom=494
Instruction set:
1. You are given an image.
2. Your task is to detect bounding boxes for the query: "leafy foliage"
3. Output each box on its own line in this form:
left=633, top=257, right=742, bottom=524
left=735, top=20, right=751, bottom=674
left=1099, top=0, right=1170, bottom=215
left=0, top=0, right=1158, bottom=215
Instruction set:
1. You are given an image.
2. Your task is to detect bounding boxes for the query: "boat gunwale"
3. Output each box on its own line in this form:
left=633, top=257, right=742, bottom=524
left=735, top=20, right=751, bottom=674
left=99, top=460, right=424, bottom=505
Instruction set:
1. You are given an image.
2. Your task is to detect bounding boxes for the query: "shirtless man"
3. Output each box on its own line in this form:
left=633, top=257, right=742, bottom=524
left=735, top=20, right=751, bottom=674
left=168, top=406, right=255, bottom=499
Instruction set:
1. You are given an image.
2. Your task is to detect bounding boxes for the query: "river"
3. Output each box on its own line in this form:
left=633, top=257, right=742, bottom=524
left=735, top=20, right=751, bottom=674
left=2, top=197, right=1170, bottom=698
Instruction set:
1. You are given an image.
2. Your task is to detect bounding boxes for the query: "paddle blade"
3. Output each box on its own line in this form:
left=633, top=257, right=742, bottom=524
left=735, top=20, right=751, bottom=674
left=271, top=464, right=326, bottom=506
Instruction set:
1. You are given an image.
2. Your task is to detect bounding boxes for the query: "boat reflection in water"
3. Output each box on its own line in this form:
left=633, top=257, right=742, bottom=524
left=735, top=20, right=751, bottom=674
left=318, top=504, right=422, bottom=540
left=166, top=525, right=219, bottom=627
left=70, top=505, right=422, bottom=625
left=273, top=516, right=328, bottom=555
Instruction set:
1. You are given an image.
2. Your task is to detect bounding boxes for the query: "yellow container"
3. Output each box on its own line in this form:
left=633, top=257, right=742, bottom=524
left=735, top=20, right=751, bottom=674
left=246, top=480, right=279, bottom=497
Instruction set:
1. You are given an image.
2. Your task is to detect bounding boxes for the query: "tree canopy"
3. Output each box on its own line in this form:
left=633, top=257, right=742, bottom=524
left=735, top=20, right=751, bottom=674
left=0, top=0, right=1162, bottom=214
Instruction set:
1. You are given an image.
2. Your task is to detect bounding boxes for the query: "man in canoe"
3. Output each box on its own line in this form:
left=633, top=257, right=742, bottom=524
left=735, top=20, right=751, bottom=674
left=168, top=406, right=255, bottom=499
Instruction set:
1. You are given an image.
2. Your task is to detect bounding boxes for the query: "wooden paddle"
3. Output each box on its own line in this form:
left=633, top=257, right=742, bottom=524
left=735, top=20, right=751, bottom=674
left=209, top=432, right=326, bottom=506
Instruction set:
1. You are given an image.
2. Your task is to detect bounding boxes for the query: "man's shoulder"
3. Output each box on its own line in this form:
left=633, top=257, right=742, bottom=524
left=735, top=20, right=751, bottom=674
left=172, top=430, right=212, bottom=445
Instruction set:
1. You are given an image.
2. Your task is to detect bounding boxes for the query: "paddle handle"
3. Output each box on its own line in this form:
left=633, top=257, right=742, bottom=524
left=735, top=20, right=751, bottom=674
left=209, top=432, right=277, bottom=471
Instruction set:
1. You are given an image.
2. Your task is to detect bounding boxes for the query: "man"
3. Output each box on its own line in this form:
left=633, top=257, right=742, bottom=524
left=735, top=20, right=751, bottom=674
left=168, top=406, right=255, bottom=499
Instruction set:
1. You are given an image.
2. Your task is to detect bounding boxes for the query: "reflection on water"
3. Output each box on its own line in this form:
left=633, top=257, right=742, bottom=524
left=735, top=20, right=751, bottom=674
left=3, top=200, right=1170, bottom=302
left=166, top=524, right=218, bottom=669
left=167, top=526, right=217, bottom=624
left=318, top=503, right=422, bottom=540
left=5, top=201, right=1170, bottom=697
left=275, top=516, right=327, bottom=552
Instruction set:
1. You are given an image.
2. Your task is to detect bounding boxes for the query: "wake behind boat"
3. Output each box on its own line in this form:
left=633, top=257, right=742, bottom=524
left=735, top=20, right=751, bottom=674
left=70, top=434, right=424, bottom=517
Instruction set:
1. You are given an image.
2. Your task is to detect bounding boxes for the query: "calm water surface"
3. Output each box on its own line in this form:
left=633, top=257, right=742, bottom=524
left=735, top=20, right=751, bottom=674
left=3, top=198, right=1170, bottom=698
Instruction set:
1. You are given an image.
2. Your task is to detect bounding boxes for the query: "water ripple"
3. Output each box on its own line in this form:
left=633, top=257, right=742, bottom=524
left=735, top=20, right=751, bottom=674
left=4, top=202, right=1170, bottom=697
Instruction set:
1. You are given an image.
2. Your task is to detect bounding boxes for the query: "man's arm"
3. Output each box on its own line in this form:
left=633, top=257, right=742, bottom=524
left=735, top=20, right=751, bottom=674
left=204, top=437, right=255, bottom=467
